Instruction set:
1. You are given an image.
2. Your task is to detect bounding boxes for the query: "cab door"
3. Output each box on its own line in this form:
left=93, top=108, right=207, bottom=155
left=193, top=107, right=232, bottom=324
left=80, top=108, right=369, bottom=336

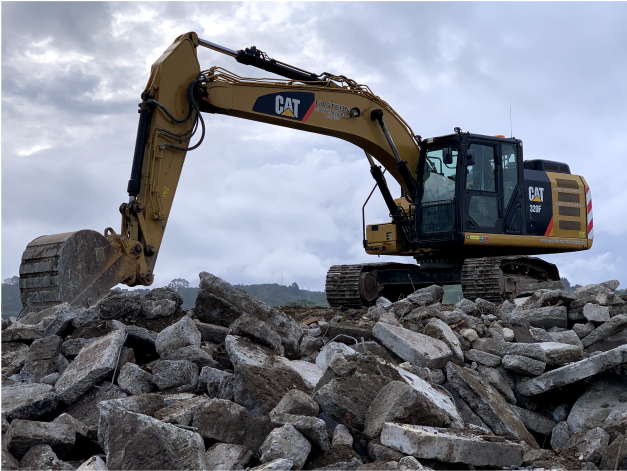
left=463, top=142, right=503, bottom=233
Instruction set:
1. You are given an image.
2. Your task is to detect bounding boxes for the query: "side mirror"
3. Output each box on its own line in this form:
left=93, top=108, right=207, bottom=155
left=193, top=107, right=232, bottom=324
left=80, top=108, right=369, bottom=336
left=442, top=148, right=453, bottom=165
left=466, top=148, right=476, bottom=166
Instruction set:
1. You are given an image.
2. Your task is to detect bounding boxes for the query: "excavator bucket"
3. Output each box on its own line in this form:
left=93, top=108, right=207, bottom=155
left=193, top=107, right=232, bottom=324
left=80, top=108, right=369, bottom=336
left=19, top=230, right=134, bottom=312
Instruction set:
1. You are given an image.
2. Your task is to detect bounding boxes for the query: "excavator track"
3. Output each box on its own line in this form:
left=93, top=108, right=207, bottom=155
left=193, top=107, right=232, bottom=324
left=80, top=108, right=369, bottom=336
left=325, top=264, right=369, bottom=309
left=460, top=258, right=504, bottom=303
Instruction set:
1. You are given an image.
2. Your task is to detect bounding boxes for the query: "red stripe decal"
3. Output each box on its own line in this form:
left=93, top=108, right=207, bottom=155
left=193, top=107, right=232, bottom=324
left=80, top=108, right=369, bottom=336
left=588, top=220, right=594, bottom=232
left=587, top=200, right=592, bottom=213
left=302, top=102, right=315, bottom=122
left=544, top=217, right=554, bottom=237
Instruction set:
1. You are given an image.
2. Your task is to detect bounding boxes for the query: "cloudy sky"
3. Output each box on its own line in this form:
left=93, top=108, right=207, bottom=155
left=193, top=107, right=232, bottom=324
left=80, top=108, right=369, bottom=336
left=2, top=2, right=626, bottom=292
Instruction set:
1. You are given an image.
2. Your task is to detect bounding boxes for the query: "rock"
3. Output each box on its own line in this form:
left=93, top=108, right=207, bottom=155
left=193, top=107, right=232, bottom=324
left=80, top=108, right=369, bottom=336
left=393, top=300, right=414, bottom=319
left=379, top=310, right=400, bottom=326
left=582, top=314, right=627, bottom=348
left=539, top=341, right=583, bottom=365
left=398, top=456, right=425, bottom=470
left=465, top=349, right=501, bottom=367
left=377, top=297, right=393, bottom=309
left=161, top=344, right=220, bottom=369
left=194, top=320, right=230, bottom=344
left=117, top=362, right=154, bottom=395
left=567, top=376, right=627, bottom=434
left=198, top=272, right=303, bottom=356
left=76, top=455, right=107, bottom=470
left=250, top=458, right=295, bottom=471
left=18, top=444, right=74, bottom=471
left=259, top=424, right=311, bottom=470
left=1, top=449, right=19, bottom=470
left=332, top=424, right=353, bottom=448
left=476, top=365, right=517, bottom=404
left=314, top=374, right=393, bottom=429
left=600, top=434, right=627, bottom=471
left=141, top=298, right=177, bottom=319
left=1, top=383, right=59, bottom=421
left=407, top=285, right=444, bottom=306
left=270, top=413, right=330, bottom=452
left=95, top=289, right=142, bottom=319
left=205, top=443, right=252, bottom=470
left=549, top=329, right=584, bottom=348
left=43, top=309, right=79, bottom=338
left=18, top=303, right=70, bottom=326
left=63, top=382, right=127, bottom=435
left=573, top=322, right=596, bottom=339
left=1, top=342, right=29, bottom=377
left=154, top=395, right=209, bottom=425
left=372, top=322, right=452, bottom=368
left=363, top=380, right=449, bottom=438
left=315, top=342, right=357, bottom=371
left=587, top=326, right=627, bottom=353
left=60, top=338, right=94, bottom=358
left=512, top=405, right=556, bottom=435
left=456, top=298, right=479, bottom=315
left=517, top=345, right=627, bottom=396
left=565, top=427, right=610, bottom=464
left=231, top=314, right=285, bottom=354
left=446, top=362, right=538, bottom=447
left=197, top=366, right=234, bottom=399
left=380, top=423, right=524, bottom=467
left=367, top=441, right=404, bottom=462
left=116, top=418, right=208, bottom=470
left=233, top=363, right=309, bottom=417
left=584, top=303, right=611, bottom=322
left=551, top=420, right=572, bottom=450
left=502, top=354, right=546, bottom=376
left=5, top=419, right=75, bottom=459
left=225, top=334, right=279, bottom=368
left=423, top=318, right=464, bottom=365
left=271, top=389, right=319, bottom=417
left=155, top=316, right=201, bottom=356
left=505, top=306, right=568, bottom=329
left=151, top=359, right=198, bottom=391
left=1, top=322, right=44, bottom=342
left=300, top=336, right=324, bottom=356
left=55, top=329, right=126, bottom=404
left=576, top=280, right=620, bottom=297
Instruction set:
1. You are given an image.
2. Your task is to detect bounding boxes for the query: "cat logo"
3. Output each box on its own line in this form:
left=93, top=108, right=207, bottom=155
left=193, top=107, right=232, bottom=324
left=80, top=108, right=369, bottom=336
left=252, top=92, right=316, bottom=122
left=528, top=186, right=544, bottom=203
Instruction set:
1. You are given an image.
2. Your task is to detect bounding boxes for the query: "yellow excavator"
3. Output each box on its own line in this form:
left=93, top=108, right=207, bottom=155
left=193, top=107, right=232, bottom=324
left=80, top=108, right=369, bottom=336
left=19, top=32, right=594, bottom=312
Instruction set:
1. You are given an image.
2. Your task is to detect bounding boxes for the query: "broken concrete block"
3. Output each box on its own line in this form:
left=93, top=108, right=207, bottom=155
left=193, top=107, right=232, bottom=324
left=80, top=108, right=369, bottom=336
left=154, top=395, right=209, bottom=426
left=600, top=434, right=627, bottom=471
left=446, top=362, right=538, bottom=448
left=1, top=383, right=59, bottom=421
left=332, top=424, right=353, bottom=448
left=1, top=449, right=19, bottom=470
left=512, top=405, right=556, bottom=435
left=5, top=419, right=75, bottom=459
left=18, top=444, right=74, bottom=471
left=408, top=285, right=444, bottom=306
left=194, top=320, right=230, bottom=344
left=283, top=360, right=324, bottom=390
left=60, top=338, right=94, bottom=358
left=315, top=342, right=357, bottom=371
left=251, top=458, right=294, bottom=471
left=465, top=349, right=501, bottom=367
left=76, top=455, right=107, bottom=470
left=380, top=423, right=524, bottom=467
left=259, top=424, right=311, bottom=470
left=161, top=344, right=220, bottom=369
left=205, top=443, right=252, bottom=471
left=271, top=389, right=319, bottom=417
left=55, top=329, right=126, bottom=404
left=502, top=354, right=546, bottom=376
left=373, top=322, right=452, bottom=368
left=270, top=413, right=330, bottom=452
left=94, top=289, right=142, bottom=319
left=423, top=318, right=464, bottom=365
left=117, top=362, right=154, bottom=395
left=398, top=456, right=425, bottom=470
left=225, top=334, right=277, bottom=368
left=197, top=366, right=234, bottom=400
left=576, top=280, right=620, bottom=297
left=233, top=363, right=309, bottom=417
left=582, top=314, right=627, bottom=348
left=551, top=420, right=572, bottom=450
left=64, top=382, right=127, bottom=435
left=198, top=272, right=303, bottom=356
left=367, top=441, right=404, bottom=463
left=476, top=365, right=517, bottom=404
left=1, top=342, right=29, bottom=377
left=567, top=376, right=627, bottom=434
left=155, top=316, right=201, bottom=356
left=565, top=427, right=610, bottom=465
left=141, top=298, right=177, bottom=319
left=151, top=359, right=198, bottom=391
left=573, top=322, right=596, bottom=339
left=517, top=344, right=627, bottom=396
left=314, top=375, right=393, bottom=429
left=364, top=380, right=455, bottom=438
left=538, top=341, right=583, bottom=365
left=549, top=329, right=584, bottom=349
left=505, top=305, right=568, bottom=329
left=584, top=303, right=611, bottom=322
left=1, top=322, right=44, bottom=342
left=587, top=326, right=627, bottom=353
left=231, top=314, right=285, bottom=355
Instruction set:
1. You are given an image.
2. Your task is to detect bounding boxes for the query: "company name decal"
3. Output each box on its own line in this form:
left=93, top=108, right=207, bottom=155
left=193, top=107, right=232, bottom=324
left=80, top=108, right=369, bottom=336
left=252, top=92, right=315, bottom=122
left=528, top=186, right=545, bottom=203
left=315, top=100, right=350, bottom=120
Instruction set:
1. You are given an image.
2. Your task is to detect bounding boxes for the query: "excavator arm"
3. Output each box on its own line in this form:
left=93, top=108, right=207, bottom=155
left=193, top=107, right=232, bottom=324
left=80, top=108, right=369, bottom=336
left=19, top=32, right=421, bottom=311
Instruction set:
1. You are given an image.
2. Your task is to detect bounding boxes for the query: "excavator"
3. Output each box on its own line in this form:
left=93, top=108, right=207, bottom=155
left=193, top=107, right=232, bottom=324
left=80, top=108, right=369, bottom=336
left=18, top=32, right=594, bottom=312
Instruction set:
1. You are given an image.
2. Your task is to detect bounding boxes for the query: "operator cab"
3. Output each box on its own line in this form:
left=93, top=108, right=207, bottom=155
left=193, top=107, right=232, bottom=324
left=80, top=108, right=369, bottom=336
left=414, top=131, right=525, bottom=256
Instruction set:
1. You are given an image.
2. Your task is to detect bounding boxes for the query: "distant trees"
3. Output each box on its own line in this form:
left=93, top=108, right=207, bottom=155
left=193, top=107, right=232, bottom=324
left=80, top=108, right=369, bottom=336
left=3, top=276, right=19, bottom=285
left=560, top=277, right=571, bottom=290
left=167, top=278, right=190, bottom=292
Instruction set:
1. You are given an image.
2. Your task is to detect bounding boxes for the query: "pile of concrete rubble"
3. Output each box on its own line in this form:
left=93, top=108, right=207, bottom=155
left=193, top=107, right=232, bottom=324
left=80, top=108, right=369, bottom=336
left=2, top=271, right=627, bottom=470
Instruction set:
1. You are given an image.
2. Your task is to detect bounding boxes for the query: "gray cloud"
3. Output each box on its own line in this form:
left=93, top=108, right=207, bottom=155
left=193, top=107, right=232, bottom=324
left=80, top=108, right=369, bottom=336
left=2, top=2, right=625, bottom=291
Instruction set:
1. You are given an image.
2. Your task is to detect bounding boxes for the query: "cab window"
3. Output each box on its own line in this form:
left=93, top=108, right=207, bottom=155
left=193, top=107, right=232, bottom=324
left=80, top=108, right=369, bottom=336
left=502, top=143, right=518, bottom=209
left=422, top=148, right=458, bottom=203
left=466, top=144, right=495, bottom=192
